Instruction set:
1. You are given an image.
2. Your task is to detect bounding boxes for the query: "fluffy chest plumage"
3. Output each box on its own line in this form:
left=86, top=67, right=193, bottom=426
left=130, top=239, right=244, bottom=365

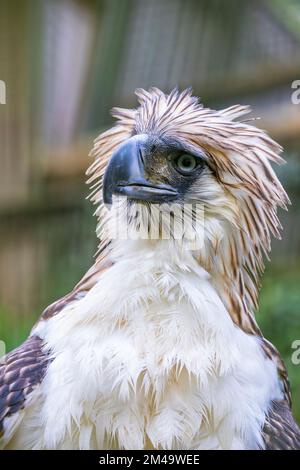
left=25, top=242, right=282, bottom=450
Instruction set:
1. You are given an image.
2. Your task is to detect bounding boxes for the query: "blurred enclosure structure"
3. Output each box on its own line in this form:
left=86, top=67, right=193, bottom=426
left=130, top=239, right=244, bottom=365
left=0, top=0, right=300, bottom=419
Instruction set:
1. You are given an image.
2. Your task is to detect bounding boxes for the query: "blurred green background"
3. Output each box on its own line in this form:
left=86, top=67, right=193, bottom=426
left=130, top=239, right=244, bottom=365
left=0, top=0, right=299, bottom=423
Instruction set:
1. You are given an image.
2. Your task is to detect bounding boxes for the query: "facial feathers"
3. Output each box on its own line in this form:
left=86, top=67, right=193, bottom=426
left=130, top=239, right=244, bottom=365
left=87, top=87, right=289, bottom=335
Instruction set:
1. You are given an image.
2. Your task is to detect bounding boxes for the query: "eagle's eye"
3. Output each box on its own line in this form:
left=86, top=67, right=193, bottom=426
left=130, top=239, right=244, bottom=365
left=172, top=153, right=200, bottom=176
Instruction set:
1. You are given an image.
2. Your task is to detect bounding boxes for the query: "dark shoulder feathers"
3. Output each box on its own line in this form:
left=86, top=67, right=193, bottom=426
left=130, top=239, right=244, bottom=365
left=0, top=335, right=50, bottom=441
left=262, top=400, right=300, bottom=450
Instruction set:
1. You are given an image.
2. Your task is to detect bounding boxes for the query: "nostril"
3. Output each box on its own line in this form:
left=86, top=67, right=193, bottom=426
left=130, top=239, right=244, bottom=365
left=138, top=147, right=147, bottom=167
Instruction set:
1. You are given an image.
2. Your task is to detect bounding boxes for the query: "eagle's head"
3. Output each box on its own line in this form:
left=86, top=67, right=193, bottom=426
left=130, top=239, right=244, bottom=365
left=87, top=87, right=289, bottom=333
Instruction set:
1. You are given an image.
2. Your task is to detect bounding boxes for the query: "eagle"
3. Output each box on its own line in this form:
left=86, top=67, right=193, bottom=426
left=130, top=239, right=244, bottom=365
left=0, top=87, right=299, bottom=450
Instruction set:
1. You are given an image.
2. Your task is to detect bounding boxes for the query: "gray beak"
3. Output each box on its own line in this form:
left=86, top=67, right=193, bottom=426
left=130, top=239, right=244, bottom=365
left=103, top=134, right=178, bottom=206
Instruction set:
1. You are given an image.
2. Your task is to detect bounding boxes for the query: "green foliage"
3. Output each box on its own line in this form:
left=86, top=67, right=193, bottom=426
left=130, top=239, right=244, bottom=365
left=0, top=304, right=35, bottom=353
left=269, top=0, right=300, bottom=40
left=258, top=263, right=300, bottom=423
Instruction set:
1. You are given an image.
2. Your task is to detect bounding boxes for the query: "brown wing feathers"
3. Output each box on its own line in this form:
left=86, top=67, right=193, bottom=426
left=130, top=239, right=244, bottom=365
left=263, top=400, right=300, bottom=450
left=0, top=335, right=49, bottom=440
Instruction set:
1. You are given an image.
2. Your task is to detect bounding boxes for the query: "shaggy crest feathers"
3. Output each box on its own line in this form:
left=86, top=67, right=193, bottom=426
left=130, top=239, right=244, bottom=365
left=86, top=87, right=289, bottom=342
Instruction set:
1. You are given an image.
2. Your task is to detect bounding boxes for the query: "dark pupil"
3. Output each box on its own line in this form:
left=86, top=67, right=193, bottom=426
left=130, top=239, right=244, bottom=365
left=182, top=157, right=192, bottom=167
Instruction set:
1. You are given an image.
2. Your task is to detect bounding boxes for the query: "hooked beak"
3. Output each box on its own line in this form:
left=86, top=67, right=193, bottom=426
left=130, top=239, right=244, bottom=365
left=103, top=134, right=178, bottom=206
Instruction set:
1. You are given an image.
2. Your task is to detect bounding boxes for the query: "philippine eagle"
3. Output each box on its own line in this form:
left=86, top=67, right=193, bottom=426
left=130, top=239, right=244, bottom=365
left=1, top=88, right=299, bottom=450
